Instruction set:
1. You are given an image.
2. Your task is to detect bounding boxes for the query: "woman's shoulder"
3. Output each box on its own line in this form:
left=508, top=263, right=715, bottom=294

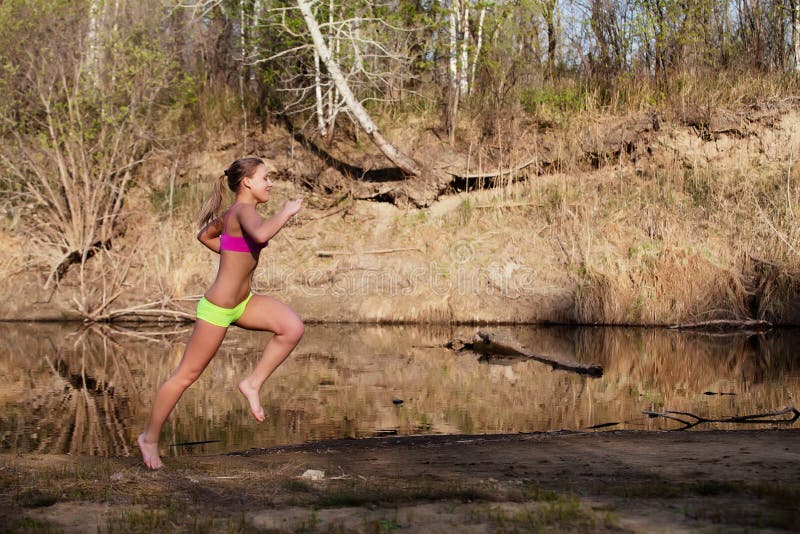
left=226, top=203, right=260, bottom=230
left=227, top=202, right=249, bottom=217
left=230, top=202, right=260, bottom=220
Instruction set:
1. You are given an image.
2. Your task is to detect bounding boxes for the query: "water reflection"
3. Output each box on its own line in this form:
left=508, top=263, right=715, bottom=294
left=0, top=322, right=798, bottom=457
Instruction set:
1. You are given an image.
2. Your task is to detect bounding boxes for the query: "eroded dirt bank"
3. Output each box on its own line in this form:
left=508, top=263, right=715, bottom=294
left=3, top=429, right=799, bottom=532
left=2, top=102, right=800, bottom=325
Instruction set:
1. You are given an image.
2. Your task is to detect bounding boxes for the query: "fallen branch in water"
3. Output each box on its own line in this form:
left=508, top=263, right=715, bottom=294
left=643, top=406, right=800, bottom=431
left=104, top=309, right=196, bottom=321
left=669, top=319, right=772, bottom=331
left=92, top=299, right=197, bottom=322
left=449, top=330, right=603, bottom=377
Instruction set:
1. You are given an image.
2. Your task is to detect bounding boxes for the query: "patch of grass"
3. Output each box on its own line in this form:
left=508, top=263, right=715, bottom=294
left=15, top=489, right=58, bottom=509
left=106, top=508, right=173, bottom=533
left=520, top=84, right=587, bottom=116
left=295, top=511, right=320, bottom=532
left=537, top=496, right=583, bottom=524
left=3, top=516, right=62, bottom=533
left=376, top=517, right=401, bottom=531
left=506, top=481, right=560, bottom=503
left=480, top=495, right=606, bottom=531
left=612, top=479, right=796, bottom=501
left=315, top=479, right=493, bottom=507
left=283, top=479, right=314, bottom=493
left=599, top=481, right=684, bottom=499
left=600, top=479, right=799, bottom=530
left=458, top=198, right=473, bottom=225
left=692, top=480, right=741, bottom=496
left=749, top=481, right=800, bottom=508
left=690, top=503, right=797, bottom=531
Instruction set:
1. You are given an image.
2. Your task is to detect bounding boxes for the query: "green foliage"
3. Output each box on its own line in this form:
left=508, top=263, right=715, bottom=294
left=458, top=197, right=473, bottom=224
left=2, top=0, right=795, bottom=147
left=520, top=84, right=587, bottom=115
left=683, top=168, right=713, bottom=209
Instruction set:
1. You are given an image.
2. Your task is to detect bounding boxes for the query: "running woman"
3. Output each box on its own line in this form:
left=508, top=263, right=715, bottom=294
left=138, top=157, right=304, bottom=470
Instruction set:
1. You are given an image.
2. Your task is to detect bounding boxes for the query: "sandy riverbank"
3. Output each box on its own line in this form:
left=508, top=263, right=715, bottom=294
left=3, top=429, right=799, bottom=532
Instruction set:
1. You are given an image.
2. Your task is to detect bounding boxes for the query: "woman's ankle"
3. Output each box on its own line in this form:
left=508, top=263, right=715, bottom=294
left=139, top=431, right=159, bottom=444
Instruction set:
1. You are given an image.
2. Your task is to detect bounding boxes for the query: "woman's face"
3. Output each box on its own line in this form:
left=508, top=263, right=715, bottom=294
left=248, top=164, right=273, bottom=203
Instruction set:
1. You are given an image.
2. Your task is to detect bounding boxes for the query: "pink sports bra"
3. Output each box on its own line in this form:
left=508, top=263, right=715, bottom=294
left=219, top=204, right=268, bottom=254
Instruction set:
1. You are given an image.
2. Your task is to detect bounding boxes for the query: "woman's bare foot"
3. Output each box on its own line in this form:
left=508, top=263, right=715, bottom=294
left=238, top=379, right=265, bottom=422
left=137, top=433, right=163, bottom=470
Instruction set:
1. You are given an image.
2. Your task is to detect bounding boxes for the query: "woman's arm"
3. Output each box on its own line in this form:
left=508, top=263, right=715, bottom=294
left=197, top=218, right=223, bottom=253
left=238, top=200, right=303, bottom=244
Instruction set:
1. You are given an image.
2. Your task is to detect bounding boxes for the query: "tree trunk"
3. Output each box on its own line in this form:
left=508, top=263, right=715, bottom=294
left=542, top=0, right=558, bottom=72
left=447, top=1, right=459, bottom=144
left=86, top=0, right=101, bottom=77
left=794, top=0, right=800, bottom=74
left=470, top=7, right=486, bottom=90
left=239, top=0, right=249, bottom=151
left=296, top=0, right=421, bottom=175
left=313, top=49, right=326, bottom=137
left=459, top=1, right=469, bottom=99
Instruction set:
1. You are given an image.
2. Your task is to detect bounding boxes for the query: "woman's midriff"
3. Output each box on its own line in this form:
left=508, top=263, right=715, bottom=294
left=203, top=253, right=258, bottom=308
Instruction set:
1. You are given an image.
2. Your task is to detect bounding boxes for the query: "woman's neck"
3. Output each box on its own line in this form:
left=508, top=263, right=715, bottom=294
left=234, top=195, right=259, bottom=206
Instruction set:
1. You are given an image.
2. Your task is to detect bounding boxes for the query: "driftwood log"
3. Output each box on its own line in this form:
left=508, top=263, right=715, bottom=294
left=449, top=330, right=603, bottom=377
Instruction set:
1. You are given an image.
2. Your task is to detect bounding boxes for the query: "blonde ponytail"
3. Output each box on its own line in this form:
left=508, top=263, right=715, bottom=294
left=196, top=158, right=264, bottom=228
left=197, top=174, right=226, bottom=228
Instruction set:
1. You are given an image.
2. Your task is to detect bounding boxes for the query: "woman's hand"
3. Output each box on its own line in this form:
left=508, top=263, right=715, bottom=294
left=241, top=199, right=304, bottom=243
left=283, top=198, right=303, bottom=217
left=197, top=217, right=223, bottom=253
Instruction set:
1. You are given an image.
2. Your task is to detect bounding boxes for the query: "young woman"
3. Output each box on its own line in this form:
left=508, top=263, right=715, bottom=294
left=138, top=157, right=304, bottom=470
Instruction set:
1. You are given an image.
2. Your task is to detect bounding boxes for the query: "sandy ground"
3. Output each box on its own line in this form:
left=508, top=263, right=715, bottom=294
left=2, top=429, right=799, bottom=532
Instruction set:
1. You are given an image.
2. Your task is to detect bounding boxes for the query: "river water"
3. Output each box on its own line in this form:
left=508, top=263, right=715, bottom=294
left=1, top=322, right=798, bottom=458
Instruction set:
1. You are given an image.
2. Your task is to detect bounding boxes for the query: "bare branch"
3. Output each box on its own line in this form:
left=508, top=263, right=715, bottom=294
left=644, top=407, right=800, bottom=430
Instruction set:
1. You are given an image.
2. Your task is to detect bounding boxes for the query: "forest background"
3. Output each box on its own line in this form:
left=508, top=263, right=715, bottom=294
left=1, top=0, right=800, bottom=326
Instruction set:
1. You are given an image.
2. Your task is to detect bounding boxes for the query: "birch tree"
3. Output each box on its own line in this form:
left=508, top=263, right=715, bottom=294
left=296, top=0, right=421, bottom=175
left=470, top=5, right=487, bottom=89
left=446, top=0, right=460, bottom=143
left=791, top=0, right=800, bottom=73
left=587, top=0, right=631, bottom=75
left=444, top=0, right=491, bottom=143
left=538, top=0, right=559, bottom=71
left=460, top=1, right=470, bottom=97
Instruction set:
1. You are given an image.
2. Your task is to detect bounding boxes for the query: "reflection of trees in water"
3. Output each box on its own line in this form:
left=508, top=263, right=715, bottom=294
left=36, top=326, right=139, bottom=455
left=572, top=327, right=800, bottom=385
left=570, top=327, right=800, bottom=423
left=34, top=325, right=140, bottom=455
left=0, top=324, right=186, bottom=456
left=2, top=323, right=799, bottom=454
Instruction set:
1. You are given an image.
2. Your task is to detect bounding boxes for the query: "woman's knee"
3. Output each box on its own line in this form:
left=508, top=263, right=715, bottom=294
left=169, top=368, right=202, bottom=389
left=280, top=319, right=304, bottom=344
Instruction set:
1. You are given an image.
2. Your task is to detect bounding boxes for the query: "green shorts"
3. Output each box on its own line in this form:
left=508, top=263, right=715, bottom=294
left=196, top=293, right=253, bottom=327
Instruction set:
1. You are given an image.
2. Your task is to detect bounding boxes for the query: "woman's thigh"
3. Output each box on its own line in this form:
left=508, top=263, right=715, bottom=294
left=175, top=320, right=228, bottom=378
left=234, top=294, right=304, bottom=335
